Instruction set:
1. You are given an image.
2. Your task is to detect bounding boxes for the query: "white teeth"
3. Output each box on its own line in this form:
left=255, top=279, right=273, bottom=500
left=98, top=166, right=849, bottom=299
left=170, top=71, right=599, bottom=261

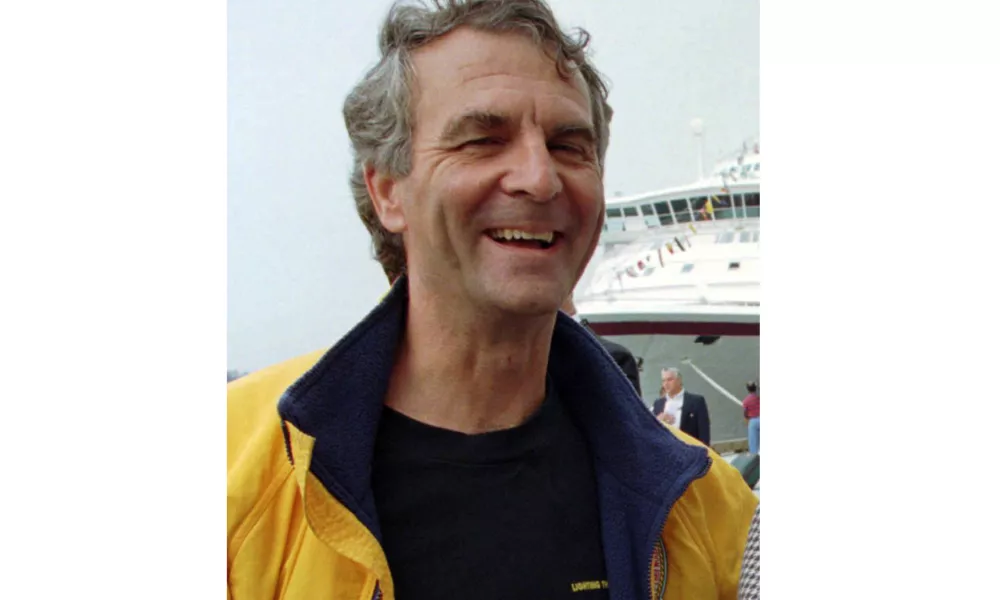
left=489, top=229, right=555, bottom=243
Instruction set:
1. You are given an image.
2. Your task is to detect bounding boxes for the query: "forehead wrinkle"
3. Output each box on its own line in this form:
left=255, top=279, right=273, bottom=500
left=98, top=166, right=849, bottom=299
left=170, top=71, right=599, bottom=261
left=453, top=69, right=592, bottom=111
left=407, top=30, right=597, bottom=145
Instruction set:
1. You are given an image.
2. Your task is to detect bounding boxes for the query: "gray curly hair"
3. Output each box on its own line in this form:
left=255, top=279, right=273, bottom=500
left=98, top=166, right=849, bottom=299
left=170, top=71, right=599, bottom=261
left=342, top=0, right=613, bottom=282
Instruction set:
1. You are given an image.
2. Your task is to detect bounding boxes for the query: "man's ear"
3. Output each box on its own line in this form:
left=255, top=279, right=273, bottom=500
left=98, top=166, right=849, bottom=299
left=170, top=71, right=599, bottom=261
left=364, top=163, right=407, bottom=234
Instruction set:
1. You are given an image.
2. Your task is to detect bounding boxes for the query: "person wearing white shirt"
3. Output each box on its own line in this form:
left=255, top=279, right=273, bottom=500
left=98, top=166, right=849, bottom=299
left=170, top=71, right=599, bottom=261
left=651, top=367, right=712, bottom=446
left=659, top=386, right=685, bottom=429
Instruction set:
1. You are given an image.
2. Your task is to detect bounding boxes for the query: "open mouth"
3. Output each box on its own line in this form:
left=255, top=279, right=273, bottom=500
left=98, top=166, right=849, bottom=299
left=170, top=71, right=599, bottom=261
left=486, top=228, right=559, bottom=250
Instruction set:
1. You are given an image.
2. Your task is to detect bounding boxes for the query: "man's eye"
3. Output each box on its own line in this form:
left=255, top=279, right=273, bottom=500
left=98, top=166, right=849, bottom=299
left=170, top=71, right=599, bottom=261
left=550, top=143, right=580, bottom=152
left=550, top=142, right=592, bottom=157
left=465, top=137, right=502, bottom=147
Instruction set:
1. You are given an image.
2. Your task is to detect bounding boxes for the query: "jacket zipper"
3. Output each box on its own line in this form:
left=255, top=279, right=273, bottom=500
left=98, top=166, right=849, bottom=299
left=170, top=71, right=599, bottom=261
left=645, top=456, right=712, bottom=600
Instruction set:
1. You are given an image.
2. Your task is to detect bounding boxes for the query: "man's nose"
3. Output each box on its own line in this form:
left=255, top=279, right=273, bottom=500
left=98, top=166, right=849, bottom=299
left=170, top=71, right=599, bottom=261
left=500, top=134, right=563, bottom=202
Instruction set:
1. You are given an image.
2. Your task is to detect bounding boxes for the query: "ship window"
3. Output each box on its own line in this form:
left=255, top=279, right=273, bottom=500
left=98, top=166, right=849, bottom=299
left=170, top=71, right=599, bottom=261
left=745, top=193, right=760, bottom=207
left=641, top=204, right=660, bottom=228
left=730, top=194, right=742, bottom=218
left=717, top=232, right=735, bottom=243
left=713, top=195, right=735, bottom=220
left=692, top=197, right=710, bottom=221
left=605, top=207, right=624, bottom=232
left=728, top=262, right=741, bottom=270
left=654, top=201, right=674, bottom=226
left=623, top=206, right=639, bottom=217
left=681, top=263, right=694, bottom=273
left=670, top=198, right=692, bottom=223
left=753, top=231, right=760, bottom=242
left=739, top=231, right=753, bottom=243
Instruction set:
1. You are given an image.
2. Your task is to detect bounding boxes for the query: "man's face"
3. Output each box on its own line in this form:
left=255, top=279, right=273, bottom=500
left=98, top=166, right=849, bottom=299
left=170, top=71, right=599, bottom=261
left=376, top=28, right=605, bottom=316
left=662, top=370, right=681, bottom=397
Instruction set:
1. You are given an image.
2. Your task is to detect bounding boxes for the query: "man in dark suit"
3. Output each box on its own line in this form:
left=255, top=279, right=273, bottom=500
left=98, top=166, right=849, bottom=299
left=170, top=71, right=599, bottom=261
left=561, top=297, right=642, bottom=397
left=652, top=367, right=711, bottom=446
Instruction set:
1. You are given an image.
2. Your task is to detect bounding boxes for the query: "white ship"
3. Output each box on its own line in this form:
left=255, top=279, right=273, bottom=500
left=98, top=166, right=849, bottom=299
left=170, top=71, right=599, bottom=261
left=577, top=138, right=760, bottom=444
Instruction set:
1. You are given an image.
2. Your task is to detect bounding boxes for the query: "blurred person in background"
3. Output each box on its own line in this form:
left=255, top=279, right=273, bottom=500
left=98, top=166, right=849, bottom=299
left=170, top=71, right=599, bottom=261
left=743, top=381, right=760, bottom=454
left=653, top=367, right=711, bottom=446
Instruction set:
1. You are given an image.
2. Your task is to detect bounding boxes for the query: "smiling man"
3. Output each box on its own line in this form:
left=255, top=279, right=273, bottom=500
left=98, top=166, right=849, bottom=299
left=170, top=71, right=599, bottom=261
left=227, top=2, right=758, bottom=599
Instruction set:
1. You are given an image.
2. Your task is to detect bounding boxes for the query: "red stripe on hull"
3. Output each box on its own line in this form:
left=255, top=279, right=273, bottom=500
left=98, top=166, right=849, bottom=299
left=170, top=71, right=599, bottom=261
left=587, top=321, right=760, bottom=337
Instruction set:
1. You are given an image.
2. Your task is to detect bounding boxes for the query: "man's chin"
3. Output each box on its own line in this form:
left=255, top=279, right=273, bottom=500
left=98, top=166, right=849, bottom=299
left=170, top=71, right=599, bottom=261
left=478, top=286, right=566, bottom=318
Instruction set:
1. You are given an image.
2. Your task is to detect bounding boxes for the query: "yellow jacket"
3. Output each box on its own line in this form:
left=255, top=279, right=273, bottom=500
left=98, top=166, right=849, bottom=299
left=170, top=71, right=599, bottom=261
left=228, top=279, right=758, bottom=599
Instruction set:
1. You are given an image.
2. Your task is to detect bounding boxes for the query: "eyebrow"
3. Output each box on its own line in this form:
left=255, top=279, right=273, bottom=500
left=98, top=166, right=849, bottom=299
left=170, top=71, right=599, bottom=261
left=439, top=111, right=510, bottom=144
left=438, top=110, right=597, bottom=146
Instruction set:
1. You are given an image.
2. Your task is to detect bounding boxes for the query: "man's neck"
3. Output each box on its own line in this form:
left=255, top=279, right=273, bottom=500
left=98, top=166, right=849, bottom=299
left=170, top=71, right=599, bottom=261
left=384, top=286, right=557, bottom=434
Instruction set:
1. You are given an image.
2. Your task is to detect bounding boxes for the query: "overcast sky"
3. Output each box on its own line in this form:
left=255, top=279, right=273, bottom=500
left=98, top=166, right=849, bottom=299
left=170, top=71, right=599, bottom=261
left=228, top=0, right=759, bottom=372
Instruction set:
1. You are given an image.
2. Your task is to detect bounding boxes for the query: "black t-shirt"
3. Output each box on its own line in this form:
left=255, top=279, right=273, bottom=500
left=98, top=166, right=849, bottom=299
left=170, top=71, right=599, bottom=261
left=372, top=386, right=610, bottom=600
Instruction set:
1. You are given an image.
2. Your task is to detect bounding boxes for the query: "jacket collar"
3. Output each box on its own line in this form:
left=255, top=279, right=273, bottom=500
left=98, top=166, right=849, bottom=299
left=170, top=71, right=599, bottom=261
left=278, top=275, right=709, bottom=541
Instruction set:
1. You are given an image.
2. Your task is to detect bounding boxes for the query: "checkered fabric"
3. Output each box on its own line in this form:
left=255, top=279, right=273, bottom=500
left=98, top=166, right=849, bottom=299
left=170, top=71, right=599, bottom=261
left=738, top=504, right=760, bottom=599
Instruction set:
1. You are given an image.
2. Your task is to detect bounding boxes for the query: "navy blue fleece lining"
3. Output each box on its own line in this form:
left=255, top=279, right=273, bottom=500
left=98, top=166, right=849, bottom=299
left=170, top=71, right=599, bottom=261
left=277, top=277, right=711, bottom=596
left=549, top=313, right=712, bottom=595
left=277, top=277, right=407, bottom=539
